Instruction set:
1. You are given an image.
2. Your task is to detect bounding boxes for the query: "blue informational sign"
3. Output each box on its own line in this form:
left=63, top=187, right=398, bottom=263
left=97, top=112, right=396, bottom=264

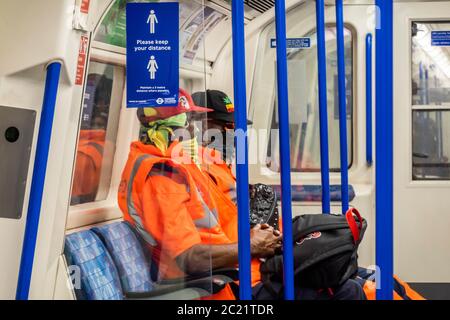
left=270, top=38, right=311, bottom=49
left=126, top=2, right=179, bottom=108
left=431, top=31, right=450, bottom=47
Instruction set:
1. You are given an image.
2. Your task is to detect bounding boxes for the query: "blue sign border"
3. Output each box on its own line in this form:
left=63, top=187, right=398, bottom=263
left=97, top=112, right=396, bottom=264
left=126, top=2, right=180, bottom=108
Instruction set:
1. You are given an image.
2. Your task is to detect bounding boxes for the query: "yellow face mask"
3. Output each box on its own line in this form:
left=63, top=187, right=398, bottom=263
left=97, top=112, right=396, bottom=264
left=143, top=112, right=187, bottom=152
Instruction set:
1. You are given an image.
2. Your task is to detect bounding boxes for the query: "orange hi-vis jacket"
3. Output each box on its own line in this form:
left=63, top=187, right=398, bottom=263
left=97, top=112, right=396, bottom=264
left=118, top=141, right=261, bottom=300
left=362, top=275, right=425, bottom=300
left=200, top=147, right=237, bottom=205
left=71, top=130, right=106, bottom=200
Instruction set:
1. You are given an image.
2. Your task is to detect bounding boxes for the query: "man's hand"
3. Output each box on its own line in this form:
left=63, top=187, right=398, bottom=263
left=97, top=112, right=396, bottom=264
left=177, top=224, right=283, bottom=274
left=250, top=224, right=283, bottom=258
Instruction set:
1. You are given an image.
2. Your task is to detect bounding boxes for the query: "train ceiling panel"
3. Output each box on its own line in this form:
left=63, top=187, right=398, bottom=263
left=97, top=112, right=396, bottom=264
left=244, top=0, right=275, bottom=13
left=211, top=0, right=275, bottom=19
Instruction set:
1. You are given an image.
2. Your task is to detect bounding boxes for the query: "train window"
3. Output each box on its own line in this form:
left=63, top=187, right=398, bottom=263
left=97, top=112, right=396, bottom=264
left=94, top=0, right=126, bottom=48
left=94, top=0, right=225, bottom=58
left=70, top=61, right=125, bottom=205
left=264, top=26, right=353, bottom=172
left=412, top=22, right=450, bottom=107
left=412, top=22, right=450, bottom=180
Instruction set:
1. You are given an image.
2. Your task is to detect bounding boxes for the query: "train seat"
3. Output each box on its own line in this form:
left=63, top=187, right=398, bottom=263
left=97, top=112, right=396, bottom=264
left=92, top=222, right=154, bottom=293
left=271, top=184, right=356, bottom=202
left=64, top=222, right=237, bottom=300
left=64, top=230, right=123, bottom=300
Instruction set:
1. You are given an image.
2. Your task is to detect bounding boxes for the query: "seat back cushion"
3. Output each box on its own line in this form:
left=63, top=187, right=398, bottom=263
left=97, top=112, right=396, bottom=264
left=64, top=230, right=123, bottom=300
left=92, top=222, right=154, bottom=293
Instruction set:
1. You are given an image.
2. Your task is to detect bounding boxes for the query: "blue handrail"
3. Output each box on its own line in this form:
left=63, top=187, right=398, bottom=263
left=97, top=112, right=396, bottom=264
left=335, top=0, right=349, bottom=214
left=231, top=0, right=252, bottom=300
left=16, top=62, right=62, bottom=300
left=274, top=0, right=295, bottom=300
left=315, top=0, right=331, bottom=214
left=366, top=33, right=373, bottom=166
left=375, top=0, right=394, bottom=300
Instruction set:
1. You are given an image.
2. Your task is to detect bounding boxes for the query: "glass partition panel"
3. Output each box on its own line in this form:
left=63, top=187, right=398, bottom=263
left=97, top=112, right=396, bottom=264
left=76, top=0, right=228, bottom=301
left=130, top=1, right=220, bottom=300
left=67, top=0, right=246, bottom=301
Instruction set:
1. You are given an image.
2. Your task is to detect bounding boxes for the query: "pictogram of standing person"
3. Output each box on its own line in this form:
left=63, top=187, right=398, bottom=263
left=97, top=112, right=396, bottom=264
left=147, top=10, right=158, bottom=34
left=147, top=55, right=158, bottom=80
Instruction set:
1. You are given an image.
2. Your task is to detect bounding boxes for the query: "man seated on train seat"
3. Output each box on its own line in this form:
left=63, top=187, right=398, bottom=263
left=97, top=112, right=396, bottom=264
left=190, top=89, right=366, bottom=300
left=191, top=90, right=252, bottom=204
left=71, top=113, right=107, bottom=205
left=118, top=89, right=365, bottom=300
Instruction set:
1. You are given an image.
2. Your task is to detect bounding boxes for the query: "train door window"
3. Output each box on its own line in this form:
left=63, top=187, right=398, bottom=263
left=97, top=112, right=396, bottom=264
left=94, top=0, right=126, bottom=48
left=264, top=26, right=354, bottom=172
left=70, top=61, right=125, bottom=205
left=94, top=0, right=224, bottom=56
left=412, top=22, right=450, bottom=180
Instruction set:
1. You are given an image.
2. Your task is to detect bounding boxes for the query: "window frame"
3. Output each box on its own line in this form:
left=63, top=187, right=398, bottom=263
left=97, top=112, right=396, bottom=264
left=261, top=23, right=356, bottom=174
left=67, top=47, right=135, bottom=229
left=410, top=20, right=450, bottom=182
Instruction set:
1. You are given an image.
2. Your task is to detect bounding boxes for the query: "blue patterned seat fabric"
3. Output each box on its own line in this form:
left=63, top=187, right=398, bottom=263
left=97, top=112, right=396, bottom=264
left=271, top=184, right=356, bottom=202
left=92, top=222, right=154, bottom=293
left=64, top=230, right=123, bottom=300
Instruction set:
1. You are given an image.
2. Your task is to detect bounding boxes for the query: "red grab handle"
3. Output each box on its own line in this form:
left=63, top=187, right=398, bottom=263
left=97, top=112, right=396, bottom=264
left=345, top=208, right=363, bottom=244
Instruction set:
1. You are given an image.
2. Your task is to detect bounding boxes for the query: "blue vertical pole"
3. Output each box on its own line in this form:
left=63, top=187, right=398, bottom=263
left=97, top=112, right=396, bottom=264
left=274, top=0, right=295, bottom=300
left=366, top=34, right=373, bottom=166
left=375, top=0, right=394, bottom=300
left=335, top=0, right=349, bottom=214
left=16, top=62, right=62, bottom=300
left=316, top=0, right=331, bottom=214
left=231, top=0, right=252, bottom=300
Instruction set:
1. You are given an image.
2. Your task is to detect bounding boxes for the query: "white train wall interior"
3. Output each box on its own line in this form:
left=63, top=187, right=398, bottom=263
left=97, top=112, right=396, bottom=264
left=0, top=0, right=449, bottom=300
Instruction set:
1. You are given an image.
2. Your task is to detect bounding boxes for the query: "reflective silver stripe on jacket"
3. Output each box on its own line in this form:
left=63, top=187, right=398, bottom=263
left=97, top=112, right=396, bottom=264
left=86, top=142, right=104, bottom=155
left=128, top=154, right=158, bottom=247
left=194, top=187, right=219, bottom=229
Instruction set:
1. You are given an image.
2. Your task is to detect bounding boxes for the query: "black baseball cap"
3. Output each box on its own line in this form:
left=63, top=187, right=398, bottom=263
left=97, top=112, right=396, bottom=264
left=192, top=90, right=253, bottom=125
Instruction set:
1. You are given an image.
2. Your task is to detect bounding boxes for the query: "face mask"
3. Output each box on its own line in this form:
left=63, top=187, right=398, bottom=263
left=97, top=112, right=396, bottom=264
left=179, top=137, right=199, bottom=166
left=142, top=113, right=187, bottom=152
